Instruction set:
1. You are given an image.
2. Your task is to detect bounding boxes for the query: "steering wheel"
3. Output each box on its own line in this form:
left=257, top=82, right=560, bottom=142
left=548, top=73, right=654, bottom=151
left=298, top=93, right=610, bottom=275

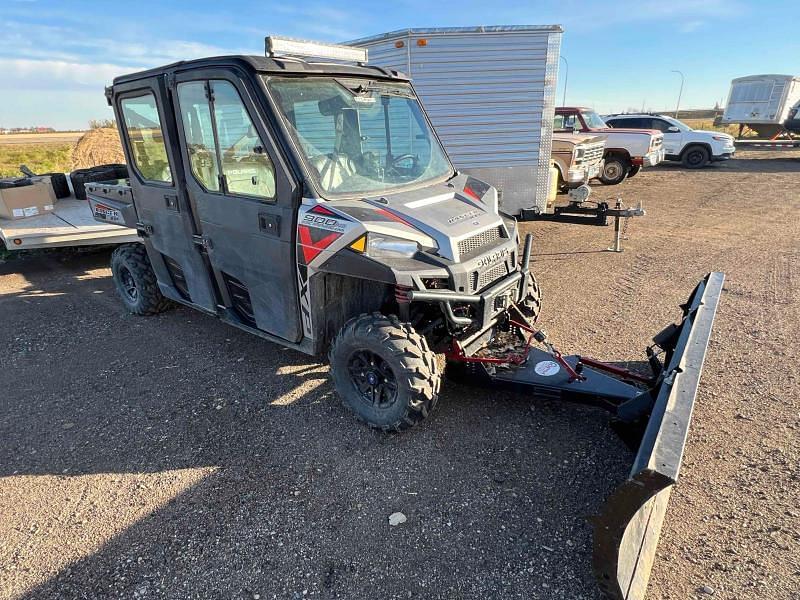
left=389, top=153, right=418, bottom=170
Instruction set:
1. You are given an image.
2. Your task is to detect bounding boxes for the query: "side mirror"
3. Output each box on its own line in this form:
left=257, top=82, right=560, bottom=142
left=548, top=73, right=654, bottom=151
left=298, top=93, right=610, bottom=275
left=668, top=126, right=680, bottom=133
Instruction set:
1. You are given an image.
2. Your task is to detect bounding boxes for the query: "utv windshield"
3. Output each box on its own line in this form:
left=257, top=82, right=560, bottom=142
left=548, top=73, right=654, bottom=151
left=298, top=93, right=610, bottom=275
left=265, top=76, right=453, bottom=198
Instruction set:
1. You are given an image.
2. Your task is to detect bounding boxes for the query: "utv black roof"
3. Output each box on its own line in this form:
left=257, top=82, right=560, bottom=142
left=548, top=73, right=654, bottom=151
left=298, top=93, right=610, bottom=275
left=112, top=54, right=410, bottom=87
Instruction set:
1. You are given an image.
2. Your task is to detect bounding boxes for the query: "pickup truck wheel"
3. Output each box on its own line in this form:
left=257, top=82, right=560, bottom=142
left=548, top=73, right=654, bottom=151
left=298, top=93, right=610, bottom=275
left=627, top=165, right=641, bottom=178
left=111, top=244, right=172, bottom=316
left=681, top=145, right=710, bottom=168
left=599, top=156, right=629, bottom=185
left=329, top=313, right=441, bottom=432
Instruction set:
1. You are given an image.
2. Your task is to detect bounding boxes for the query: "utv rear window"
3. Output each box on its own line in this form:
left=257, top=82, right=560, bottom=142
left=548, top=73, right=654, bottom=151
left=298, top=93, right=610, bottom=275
left=120, top=93, right=173, bottom=184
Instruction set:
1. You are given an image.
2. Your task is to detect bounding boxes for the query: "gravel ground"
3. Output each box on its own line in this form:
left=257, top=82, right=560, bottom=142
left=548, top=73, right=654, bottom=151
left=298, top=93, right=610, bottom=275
left=0, top=150, right=798, bottom=600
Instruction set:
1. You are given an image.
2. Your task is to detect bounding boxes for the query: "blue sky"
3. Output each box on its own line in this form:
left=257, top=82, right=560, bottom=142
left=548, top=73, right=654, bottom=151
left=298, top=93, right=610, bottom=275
left=1, top=0, right=797, bottom=129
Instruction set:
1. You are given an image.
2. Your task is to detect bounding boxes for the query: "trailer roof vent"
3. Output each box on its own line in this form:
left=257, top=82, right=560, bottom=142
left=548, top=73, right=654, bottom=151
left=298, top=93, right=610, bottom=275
left=265, top=35, right=368, bottom=64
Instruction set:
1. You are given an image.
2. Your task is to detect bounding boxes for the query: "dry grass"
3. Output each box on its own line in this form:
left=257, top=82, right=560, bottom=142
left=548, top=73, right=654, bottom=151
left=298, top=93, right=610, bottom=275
left=681, top=118, right=740, bottom=136
left=0, top=142, right=75, bottom=178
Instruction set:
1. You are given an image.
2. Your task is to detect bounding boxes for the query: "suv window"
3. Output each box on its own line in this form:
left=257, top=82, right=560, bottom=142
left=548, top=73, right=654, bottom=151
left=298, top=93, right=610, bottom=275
left=177, top=80, right=276, bottom=200
left=120, top=93, right=173, bottom=184
left=649, top=118, right=674, bottom=133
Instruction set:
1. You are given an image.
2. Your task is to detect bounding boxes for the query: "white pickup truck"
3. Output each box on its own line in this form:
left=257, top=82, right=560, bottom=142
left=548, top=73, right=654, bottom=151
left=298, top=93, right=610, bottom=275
left=604, top=113, right=736, bottom=168
left=555, top=107, right=664, bottom=185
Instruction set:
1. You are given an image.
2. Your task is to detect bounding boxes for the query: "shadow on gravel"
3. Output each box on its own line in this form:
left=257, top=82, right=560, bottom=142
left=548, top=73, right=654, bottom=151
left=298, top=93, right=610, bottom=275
left=1, top=253, right=630, bottom=599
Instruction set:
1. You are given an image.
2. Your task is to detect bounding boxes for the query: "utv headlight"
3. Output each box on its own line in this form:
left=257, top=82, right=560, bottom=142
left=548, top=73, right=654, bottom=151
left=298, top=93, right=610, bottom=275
left=366, top=234, right=419, bottom=259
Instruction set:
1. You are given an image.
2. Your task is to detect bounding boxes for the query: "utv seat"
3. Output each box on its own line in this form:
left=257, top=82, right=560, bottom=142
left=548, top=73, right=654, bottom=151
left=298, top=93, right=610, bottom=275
left=311, top=153, right=357, bottom=191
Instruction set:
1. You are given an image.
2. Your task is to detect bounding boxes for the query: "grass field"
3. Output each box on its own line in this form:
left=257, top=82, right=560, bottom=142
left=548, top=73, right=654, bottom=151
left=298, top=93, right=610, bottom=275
left=681, top=118, right=740, bottom=135
left=0, top=141, right=75, bottom=178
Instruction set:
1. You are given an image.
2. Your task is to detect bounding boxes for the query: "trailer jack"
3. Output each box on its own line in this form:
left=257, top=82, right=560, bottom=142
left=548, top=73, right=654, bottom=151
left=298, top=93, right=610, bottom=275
left=448, top=272, right=725, bottom=600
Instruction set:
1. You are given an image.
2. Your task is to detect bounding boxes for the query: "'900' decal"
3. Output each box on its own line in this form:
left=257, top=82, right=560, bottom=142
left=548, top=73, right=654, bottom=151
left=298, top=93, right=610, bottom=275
left=302, top=213, right=347, bottom=233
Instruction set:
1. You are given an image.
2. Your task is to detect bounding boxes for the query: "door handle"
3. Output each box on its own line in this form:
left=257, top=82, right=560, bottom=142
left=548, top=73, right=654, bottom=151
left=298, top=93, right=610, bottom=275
left=164, top=194, right=179, bottom=212
left=258, top=213, right=280, bottom=237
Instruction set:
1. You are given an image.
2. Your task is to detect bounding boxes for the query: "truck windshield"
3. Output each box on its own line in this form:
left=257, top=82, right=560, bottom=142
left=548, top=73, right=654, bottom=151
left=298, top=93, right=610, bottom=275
left=582, top=110, right=608, bottom=129
left=265, top=76, right=453, bottom=198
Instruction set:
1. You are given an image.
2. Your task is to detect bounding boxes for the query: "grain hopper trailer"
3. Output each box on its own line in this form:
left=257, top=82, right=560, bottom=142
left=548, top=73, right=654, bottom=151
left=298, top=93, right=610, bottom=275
left=88, top=36, right=723, bottom=599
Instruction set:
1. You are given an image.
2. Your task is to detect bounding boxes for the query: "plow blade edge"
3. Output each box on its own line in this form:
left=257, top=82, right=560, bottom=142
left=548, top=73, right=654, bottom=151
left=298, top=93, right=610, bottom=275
left=592, top=272, right=725, bottom=599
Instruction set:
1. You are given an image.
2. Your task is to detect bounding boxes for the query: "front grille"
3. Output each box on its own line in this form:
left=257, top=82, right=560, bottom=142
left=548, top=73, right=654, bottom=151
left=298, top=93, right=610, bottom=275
left=581, top=143, right=605, bottom=164
left=457, top=226, right=503, bottom=258
left=472, top=261, right=509, bottom=292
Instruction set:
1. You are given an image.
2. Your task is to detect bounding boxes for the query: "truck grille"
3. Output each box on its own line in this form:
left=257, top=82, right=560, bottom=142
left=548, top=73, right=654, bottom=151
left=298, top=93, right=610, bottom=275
left=577, top=142, right=605, bottom=166
left=457, top=226, right=503, bottom=257
left=471, top=261, right=509, bottom=292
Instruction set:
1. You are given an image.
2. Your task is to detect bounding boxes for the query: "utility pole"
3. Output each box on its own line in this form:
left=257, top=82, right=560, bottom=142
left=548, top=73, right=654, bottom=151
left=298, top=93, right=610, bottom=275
left=671, top=70, right=684, bottom=118
left=560, top=55, right=569, bottom=106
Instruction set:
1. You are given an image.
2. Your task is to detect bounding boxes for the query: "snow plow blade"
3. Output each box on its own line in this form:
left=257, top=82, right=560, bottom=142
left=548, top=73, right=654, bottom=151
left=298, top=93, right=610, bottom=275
left=592, top=272, right=725, bottom=599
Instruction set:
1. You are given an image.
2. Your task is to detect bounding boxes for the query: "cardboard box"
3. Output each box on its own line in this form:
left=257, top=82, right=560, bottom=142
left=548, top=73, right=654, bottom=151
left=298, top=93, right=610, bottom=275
left=0, top=177, right=57, bottom=220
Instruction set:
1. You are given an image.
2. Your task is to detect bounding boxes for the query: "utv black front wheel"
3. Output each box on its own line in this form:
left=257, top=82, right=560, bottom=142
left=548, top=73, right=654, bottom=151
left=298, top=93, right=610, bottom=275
left=329, top=313, right=441, bottom=431
left=517, top=271, right=542, bottom=323
left=110, top=244, right=172, bottom=315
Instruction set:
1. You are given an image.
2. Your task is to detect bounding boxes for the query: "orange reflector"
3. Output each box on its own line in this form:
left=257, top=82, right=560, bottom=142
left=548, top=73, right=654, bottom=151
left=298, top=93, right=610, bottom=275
left=349, top=235, right=366, bottom=253
left=395, top=40, right=405, bottom=48
left=13, top=238, right=22, bottom=245
left=416, top=39, right=427, bottom=46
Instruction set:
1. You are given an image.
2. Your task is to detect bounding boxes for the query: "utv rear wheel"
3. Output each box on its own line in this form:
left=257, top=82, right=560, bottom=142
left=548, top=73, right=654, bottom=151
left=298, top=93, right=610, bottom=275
left=329, top=313, right=441, bottom=432
left=110, top=244, right=172, bottom=315
left=681, top=145, right=710, bottom=168
left=599, top=155, right=629, bottom=185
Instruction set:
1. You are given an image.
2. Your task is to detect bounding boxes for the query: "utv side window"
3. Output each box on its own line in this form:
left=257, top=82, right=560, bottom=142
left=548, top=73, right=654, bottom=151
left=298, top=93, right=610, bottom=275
left=177, top=80, right=276, bottom=200
left=177, top=82, right=221, bottom=192
left=212, top=81, right=276, bottom=199
left=120, top=94, right=173, bottom=183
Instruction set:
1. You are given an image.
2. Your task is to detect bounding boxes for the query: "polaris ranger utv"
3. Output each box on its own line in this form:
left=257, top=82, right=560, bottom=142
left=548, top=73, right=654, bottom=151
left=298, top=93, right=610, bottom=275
left=89, top=37, right=723, bottom=600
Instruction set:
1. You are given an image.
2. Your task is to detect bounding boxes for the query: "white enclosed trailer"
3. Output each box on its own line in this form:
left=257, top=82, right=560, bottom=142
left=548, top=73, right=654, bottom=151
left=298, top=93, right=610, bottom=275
left=349, top=26, right=562, bottom=217
left=721, top=74, right=800, bottom=137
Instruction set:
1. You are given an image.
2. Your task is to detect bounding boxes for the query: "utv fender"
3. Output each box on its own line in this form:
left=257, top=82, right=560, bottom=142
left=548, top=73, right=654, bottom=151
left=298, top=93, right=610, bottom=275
left=317, top=250, right=398, bottom=286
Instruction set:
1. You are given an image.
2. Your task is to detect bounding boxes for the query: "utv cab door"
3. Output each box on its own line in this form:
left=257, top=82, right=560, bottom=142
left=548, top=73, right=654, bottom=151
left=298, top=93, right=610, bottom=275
left=171, top=71, right=302, bottom=343
left=114, top=77, right=218, bottom=312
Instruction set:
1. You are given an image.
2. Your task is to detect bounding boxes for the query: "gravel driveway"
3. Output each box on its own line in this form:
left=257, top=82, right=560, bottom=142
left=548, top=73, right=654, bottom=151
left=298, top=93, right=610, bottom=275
left=1, top=150, right=798, bottom=599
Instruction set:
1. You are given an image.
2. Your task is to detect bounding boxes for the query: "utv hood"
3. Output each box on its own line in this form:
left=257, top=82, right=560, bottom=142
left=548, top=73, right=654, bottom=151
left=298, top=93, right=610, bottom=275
left=361, top=173, right=507, bottom=262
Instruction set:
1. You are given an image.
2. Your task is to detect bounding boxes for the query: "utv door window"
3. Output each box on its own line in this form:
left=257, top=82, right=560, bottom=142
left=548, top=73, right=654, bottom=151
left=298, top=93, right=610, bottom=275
left=177, top=82, right=220, bottom=192
left=177, top=80, right=276, bottom=200
left=120, top=94, right=173, bottom=183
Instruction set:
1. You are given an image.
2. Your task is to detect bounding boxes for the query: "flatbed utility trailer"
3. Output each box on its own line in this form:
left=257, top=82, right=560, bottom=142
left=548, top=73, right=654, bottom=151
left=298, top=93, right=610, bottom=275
left=0, top=193, right=138, bottom=250
left=92, top=36, right=723, bottom=600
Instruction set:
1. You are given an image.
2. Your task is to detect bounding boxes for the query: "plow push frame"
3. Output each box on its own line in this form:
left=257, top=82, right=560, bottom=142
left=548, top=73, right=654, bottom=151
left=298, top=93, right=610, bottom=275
left=448, top=265, right=725, bottom=599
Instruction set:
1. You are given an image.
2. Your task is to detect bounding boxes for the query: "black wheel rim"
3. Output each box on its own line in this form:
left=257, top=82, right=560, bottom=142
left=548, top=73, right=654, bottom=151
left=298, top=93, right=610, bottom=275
left=687, top=150, right=704, bottom=166
left=347, top=350, right=398, bottom=408
left=119, top=266, right=138, bottom=302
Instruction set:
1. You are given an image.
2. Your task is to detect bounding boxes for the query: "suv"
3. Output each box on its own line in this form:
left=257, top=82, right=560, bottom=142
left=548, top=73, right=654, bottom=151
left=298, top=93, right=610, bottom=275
left=604, top=113, right=736, bottom=168
left=555, top=107, right=664, bottom=185
left=88, top=40, right=541, bottom=433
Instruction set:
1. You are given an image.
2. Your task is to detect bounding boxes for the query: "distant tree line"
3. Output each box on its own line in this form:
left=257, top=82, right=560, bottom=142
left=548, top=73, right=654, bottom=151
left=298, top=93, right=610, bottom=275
left=89, top=119, right=117, bottom=129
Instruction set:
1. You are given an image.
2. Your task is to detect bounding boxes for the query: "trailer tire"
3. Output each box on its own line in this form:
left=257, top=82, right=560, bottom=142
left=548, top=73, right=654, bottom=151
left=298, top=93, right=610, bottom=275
left=627, top=165, right=641, bottom=178
left=518, top=271, right=542, bottom=323
left=329, top=313, right=441, bottom=432
left=40, top=173, right=71, bottom=199
left=110, top=244, right=172, bottom=316
left=599, top=155, right=629, bottom=185
left=681, top=145, right=710, bottom=169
